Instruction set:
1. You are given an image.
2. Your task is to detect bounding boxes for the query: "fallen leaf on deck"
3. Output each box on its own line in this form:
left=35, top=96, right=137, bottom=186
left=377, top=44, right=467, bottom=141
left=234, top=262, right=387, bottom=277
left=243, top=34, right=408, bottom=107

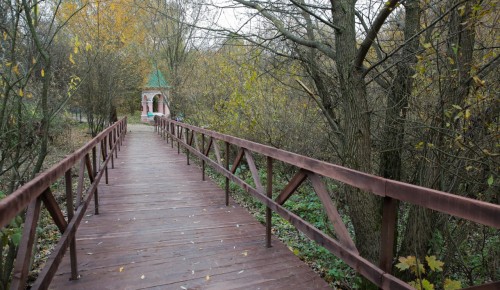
left=181, top=287, right=187, bottom=290
left=119, top=267, right=124, bottom=272
left=238, top=270, right=244, bottom=274
left=242, top=251, right=248, bottom=256
left=205, top=275, right=210, bottom=281
left=140, top=274, right=145, bottom=279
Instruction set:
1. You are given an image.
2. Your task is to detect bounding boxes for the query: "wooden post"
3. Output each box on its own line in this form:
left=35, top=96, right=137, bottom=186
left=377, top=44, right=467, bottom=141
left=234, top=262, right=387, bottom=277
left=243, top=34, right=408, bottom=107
left=225, top=142, right=230, bottom=206
left=266, top=156, right=273, bottom=248
left=177, top=126, right=181, bottom=154
left=186, top=128, right=190, bottom=165
left=92, top=146, right=99, bottom=215
left=171, top=123, right=174, bottom=148
left=379, top=197, right=398, bottom=276
left=202, top=133, right=205, bottom=181
left=110, top=129, right=114, bottom=169
left=103, top=139, right=109, bottom=185
left=65, top=170, right=79, bottom=280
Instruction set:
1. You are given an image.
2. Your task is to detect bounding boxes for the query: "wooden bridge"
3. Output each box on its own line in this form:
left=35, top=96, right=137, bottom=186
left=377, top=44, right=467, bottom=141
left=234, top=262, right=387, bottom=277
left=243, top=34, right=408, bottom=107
left=0, top=117, right=499, bottom=290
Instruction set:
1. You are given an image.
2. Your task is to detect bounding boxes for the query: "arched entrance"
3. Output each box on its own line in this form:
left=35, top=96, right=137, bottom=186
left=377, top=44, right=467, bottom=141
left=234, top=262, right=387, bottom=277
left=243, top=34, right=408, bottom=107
left=153, top=95, right=159, bottom=112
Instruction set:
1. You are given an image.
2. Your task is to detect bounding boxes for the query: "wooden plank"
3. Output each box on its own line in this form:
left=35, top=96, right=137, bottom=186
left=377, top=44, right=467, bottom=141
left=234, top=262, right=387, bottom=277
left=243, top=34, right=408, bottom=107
left=213, top=139, right=223, bottom=165
left=41, top=189, right=67, bottom=233
left=244, top=149, right=264, bottom=194
left=308, top=172, right=358, bottom=254
left=11, top=197, right=42, bottom=290
left=231, top=148, right=244, bottom=174
left=275, top=169, right=308, bottom=205
left=50, top=125, right=330, bottom=290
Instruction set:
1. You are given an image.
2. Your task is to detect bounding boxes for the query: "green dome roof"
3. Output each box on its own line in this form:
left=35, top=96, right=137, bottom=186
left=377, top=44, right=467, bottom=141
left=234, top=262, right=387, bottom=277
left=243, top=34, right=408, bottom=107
left=146, top=69, right=170, bottom=88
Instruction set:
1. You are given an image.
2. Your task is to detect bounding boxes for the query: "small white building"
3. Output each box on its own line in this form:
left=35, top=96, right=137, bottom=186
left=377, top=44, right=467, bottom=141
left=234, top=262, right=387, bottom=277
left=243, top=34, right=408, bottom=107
left=141, top=68, right=171, bottom=122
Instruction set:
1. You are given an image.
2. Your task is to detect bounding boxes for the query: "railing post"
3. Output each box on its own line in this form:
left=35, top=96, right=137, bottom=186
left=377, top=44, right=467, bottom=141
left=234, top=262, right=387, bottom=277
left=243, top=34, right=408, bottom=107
left=171, top=123, right=174, bottom=148
left=177, top=126, right=181, bottom=154
left=186, top=128, right=190, bottom=165
left=92, top=146, right=99, bottom=215
left=379, top=196, right=398, bottom=276
left=266, top=156, right=273, bottom=248
left=225, top=142, right=230, bottom=206
left=103, top=138, right=109, bottom=185
left=163, top=119, right=166, bottom=140
left=165, top=120, right=170, bottom=144
left=202, top=133, right=205, bottom=181
left=11, top=197, right=42, bottom=290
left=110, top=130, right=114, bottom=169
left=65, top=170, right=79, bottom=280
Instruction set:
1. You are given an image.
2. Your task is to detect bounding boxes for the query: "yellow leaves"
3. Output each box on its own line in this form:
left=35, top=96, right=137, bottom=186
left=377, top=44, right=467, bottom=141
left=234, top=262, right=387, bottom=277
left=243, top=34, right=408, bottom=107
left=444, top=279, right=461, bottom=290
left=396, top=256, right=425, bottom=275
left=18, top=88, right=24, bottom=97
left=12, top=64, right=20, bottom=75
left=425, top=256, right=443, bottom=272
left=85, top=42, right=92, bottom=51
left=69, top=53, right=75, bottom=65
left=464, top=109, right=471, bottom=120
left=3, top=31, right=7, bottom=40
left=422, top=43, right=432, bottom=49
left=41, top=69, right=45, bottom=78
left=458, top=5, right=467, bottom=16
left=409, top=279, right=434, bottom=290
left=472, top=75, right=485, bottom=86
left=73, top=36, right=81, bottom=54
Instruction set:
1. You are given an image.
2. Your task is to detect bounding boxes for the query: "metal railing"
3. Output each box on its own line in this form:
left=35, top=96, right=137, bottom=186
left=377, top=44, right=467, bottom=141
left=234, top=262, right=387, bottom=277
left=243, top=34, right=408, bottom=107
left=156, top=116, right=500, bottom=290
left=0, top=117, right=127, bottom=290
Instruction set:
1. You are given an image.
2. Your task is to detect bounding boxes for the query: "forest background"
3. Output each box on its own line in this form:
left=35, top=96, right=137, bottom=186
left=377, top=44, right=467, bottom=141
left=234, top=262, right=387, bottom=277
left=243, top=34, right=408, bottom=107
left=0, top=0, right=498, bottom=289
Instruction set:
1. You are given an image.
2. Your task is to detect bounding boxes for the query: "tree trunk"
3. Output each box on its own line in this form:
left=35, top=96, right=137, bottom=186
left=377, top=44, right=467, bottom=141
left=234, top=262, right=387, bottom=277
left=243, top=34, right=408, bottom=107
left=332, top=0, right=382, bottom=264
left=400, top=0, right=476, bottom=258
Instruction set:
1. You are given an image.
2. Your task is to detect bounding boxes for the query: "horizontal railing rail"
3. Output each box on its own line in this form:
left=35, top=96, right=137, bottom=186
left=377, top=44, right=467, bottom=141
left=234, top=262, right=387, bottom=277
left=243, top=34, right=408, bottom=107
left=156, top=116, right=500, bottom=290
left=0, top=117, right=127, bottom=290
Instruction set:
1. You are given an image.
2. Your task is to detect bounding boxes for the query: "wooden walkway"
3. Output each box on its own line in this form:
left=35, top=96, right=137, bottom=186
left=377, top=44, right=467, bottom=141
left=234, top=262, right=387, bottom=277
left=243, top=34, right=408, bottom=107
left=50, top=125, right=330, bottom=290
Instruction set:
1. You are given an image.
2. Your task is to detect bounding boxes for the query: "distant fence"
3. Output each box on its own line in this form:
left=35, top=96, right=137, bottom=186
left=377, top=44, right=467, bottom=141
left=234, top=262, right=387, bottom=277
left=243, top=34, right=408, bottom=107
left=156, top=116, right=500, bottom=290
left=0, top=118, right=127, bottom=290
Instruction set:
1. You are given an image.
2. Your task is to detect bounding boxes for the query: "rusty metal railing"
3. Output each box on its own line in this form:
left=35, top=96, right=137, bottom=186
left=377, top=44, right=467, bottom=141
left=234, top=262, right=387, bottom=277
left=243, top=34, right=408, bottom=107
left=0, top=117, right=127, bottom=290
left=156, top=116, right=499, bottom=290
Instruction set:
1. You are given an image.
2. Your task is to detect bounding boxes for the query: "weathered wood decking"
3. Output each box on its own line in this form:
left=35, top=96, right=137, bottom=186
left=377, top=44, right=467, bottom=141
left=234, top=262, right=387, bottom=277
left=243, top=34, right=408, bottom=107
left=50, top=125, right=330, bottom=290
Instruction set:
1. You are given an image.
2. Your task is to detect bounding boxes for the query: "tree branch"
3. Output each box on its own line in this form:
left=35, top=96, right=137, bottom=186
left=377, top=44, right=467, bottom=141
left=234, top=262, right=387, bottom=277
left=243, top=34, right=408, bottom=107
left=355, top=0, right=400, bottom=70
left=290, top=0, right=340, bottom=32
left=233, top=0, right=336, bottom=59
